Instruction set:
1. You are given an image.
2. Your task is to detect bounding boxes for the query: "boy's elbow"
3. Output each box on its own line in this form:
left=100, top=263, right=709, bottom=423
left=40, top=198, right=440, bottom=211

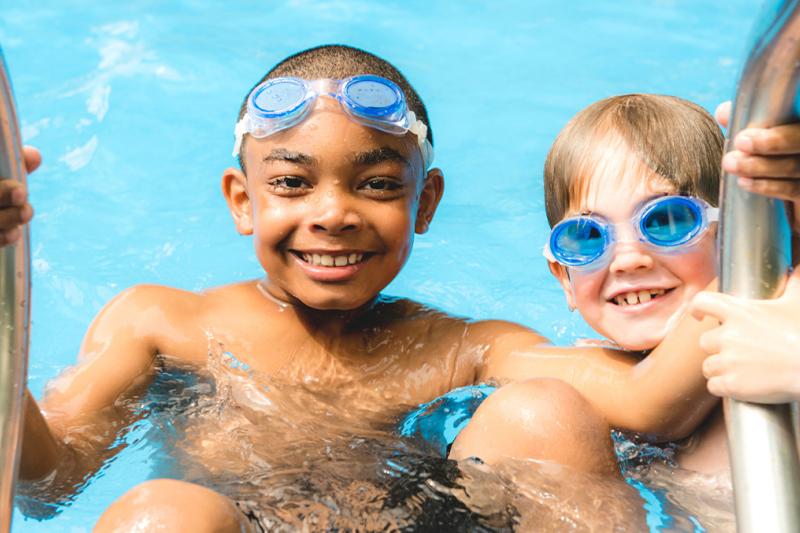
left=616, top=411, right=696, bottom=442
left=19, top=391, right=65, bottom=482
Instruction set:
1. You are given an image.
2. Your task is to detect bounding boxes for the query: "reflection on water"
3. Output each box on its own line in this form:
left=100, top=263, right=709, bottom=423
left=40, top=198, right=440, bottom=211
left=23, top=343, right=734, bottom=531
left=614, top=433, right=734, bottom=532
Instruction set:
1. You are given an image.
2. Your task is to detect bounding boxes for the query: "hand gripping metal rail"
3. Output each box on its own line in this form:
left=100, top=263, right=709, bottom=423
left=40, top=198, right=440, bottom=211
left=0, top=47, right=31, bottom=533
left=720, top=1, right=800, bottom=531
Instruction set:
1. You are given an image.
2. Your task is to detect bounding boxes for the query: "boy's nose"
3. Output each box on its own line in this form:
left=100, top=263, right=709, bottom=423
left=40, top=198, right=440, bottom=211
left=308, top=190, right=363, bottom=234
left=607, top=241, right=655, bottom=273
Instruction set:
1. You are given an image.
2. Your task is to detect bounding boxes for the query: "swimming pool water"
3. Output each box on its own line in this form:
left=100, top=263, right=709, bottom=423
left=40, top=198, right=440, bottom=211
left=1, top=1, right=757, bottom=530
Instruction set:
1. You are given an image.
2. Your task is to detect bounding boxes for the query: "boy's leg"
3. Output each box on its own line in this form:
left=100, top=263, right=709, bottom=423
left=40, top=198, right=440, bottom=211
left=449, top=378, right=619, bottom=476
left=94, top=478, right=254, bottom=533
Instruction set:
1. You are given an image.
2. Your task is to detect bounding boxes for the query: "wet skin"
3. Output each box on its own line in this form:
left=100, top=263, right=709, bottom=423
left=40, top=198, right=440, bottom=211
left=19, top=101, right=720, bottom=531
left=549, top=166, right=718, bottom=352
left=544, top=160, right=726, bottom=473
left=225, top=99, right=438, bottom=311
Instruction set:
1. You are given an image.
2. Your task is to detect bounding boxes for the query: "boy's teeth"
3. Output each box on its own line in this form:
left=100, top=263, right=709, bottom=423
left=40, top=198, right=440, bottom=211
left=613, top=289, right=668, bottom=306
left=302, top=252, right=364, bottom=267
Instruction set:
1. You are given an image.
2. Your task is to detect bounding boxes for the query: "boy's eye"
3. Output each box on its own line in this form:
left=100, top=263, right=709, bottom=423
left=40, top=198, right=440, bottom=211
left=268, top=176, right=311, bottom=192
left=359, top=177, right=403, bottom=193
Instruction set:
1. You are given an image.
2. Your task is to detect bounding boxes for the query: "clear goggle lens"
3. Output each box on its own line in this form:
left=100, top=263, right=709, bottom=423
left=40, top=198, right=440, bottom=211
left=639, top=196, right=702, bottom=246
left=547, top=196, right=715, bottom=269
left=234, top=75, right=432, bottom=168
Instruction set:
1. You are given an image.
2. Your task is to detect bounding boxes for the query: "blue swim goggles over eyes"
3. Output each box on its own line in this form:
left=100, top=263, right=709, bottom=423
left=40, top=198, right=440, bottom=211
left=233, top=75, right=434, bottom=169
left=543, top=195, right=719, bottom=270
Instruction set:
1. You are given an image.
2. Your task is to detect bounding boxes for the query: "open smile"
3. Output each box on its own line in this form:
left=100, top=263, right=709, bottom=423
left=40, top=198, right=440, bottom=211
left=289, top=250, right=373, bottom=282
left=607, top=287, right=676, bottom=307
left=294, top=251, right=366, bottom=267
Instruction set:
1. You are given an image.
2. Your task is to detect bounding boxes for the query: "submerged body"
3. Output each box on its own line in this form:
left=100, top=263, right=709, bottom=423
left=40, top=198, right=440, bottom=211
left=16, top=49, right=724, bottom=531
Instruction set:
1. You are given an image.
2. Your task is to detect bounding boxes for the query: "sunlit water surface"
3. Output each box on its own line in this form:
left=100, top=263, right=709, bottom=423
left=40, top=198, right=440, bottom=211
left=1, top=1, right=758, bottom=530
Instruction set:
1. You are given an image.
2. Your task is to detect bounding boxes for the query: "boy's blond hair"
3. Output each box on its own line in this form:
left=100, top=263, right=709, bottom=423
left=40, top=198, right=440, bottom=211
left=543, top=94, right=724, bottom=226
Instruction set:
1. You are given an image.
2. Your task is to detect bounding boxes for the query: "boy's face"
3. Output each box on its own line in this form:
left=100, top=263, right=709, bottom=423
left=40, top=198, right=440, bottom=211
left=223, top=98, right=443, bottom=311
left=549, top=168, right=717, bottom=351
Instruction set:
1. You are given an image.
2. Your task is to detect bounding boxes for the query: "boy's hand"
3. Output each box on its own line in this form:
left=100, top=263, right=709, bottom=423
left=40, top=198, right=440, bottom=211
left=716, top=101, right=800, bottom=231
left=689, top=268, right=800, bottom=404
left=0, top=146, right=39, bottom=246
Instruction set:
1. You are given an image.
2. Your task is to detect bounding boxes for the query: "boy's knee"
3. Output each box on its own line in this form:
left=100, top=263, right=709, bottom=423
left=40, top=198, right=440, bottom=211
left=450, top=378, right=617, bottom=475
left=95, top=479, right=249, bottom=533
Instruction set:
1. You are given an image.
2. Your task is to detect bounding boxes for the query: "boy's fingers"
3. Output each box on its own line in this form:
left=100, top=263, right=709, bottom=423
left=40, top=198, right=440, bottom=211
left=0, top=227, right=21, bottom=246
left=723, top=150, right=800, bottom=178
left=689, top=291, right=739, bottom=322
left=735, top=125, right=800, bottom=156
left=22, top=146, right=41, bottom=173
left=0, top=181, right=27, bottom=206
left=0, top=205, right=32, bottom=228
left=702, top=353, right=725, bottom=379
left=698, top=330, right=721, bottom=356
left=737, top=176, right=800, bottom=201
left=706, top=375, right=731, bottom=399
left=715, top=101, right=731, bottom=129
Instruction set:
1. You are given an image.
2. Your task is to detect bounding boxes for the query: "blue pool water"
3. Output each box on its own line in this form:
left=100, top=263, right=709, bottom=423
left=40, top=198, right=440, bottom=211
left=2, top=1, right=756, bottom=530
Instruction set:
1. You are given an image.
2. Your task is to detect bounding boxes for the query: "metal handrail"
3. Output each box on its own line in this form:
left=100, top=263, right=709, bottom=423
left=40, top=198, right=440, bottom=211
left=0, top=47, right=31, bottom=532
left=719, top=1, right=800, bottom=531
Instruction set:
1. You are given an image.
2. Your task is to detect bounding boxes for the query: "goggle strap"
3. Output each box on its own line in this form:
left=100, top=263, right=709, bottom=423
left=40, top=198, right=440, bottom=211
left=232, top=115, right=251, bottom=157
left=233, top=97, right=435, bottom=169
left=542, top=243, right=556, bottom=262
left=706, top=206, right=719, bottom=223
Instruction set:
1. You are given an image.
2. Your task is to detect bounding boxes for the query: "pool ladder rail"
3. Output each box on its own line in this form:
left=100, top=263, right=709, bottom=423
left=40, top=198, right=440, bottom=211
left=0, top=46, right=31, bottom=533
left=720, top=0, right=800, bottom=531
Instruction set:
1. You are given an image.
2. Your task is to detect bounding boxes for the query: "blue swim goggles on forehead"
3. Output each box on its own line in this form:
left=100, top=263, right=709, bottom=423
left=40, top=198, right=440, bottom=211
left=543, top=195, right=719, bottom=270
left=232, top=75, right=434, bottom=169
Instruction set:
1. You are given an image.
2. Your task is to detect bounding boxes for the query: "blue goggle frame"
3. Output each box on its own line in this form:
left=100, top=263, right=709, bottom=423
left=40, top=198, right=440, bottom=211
left=544, top=195, right=719, bottom=270
left=233, top=75, right=433, bottom=169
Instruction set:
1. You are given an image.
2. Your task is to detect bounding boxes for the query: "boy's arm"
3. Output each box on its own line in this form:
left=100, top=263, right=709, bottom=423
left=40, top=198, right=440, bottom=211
left=0, top=146, right=38, bottom=246
left=473, top=306, right=719, bottom=441
left=19, top=285, right=204, bottom=487
left=688, top=252, right=800, bottom=404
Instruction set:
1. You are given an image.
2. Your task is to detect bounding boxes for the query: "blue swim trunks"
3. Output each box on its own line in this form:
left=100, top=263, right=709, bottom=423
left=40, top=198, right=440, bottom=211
left=398, top=384, right=497, bottom=457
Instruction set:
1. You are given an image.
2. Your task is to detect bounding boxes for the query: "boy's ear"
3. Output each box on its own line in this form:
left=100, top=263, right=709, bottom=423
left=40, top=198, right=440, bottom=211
left=222, top=167, right=253, bottom=235
left=548, top=260, right=577, bottom=311
left=415, top=168, right=444, bottom=234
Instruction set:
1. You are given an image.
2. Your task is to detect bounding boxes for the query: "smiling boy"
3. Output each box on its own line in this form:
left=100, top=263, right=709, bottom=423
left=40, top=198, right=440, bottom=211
left=450, top=94, right=800, bottom=478
left=15, top=47, right=731, bottom=531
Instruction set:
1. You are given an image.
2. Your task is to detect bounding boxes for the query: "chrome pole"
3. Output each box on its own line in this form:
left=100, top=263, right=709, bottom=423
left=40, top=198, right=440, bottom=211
left=0, top=48, right=30, bottom=532
left=720, top=1, right=800, bottom=531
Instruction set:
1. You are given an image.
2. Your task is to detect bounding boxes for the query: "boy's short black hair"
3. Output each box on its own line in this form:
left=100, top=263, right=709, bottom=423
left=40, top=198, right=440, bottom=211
left=237, top=44, right=433, bottom=170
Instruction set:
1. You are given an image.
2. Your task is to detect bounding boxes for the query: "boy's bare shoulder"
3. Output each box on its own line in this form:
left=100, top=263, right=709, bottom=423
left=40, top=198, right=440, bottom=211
left=96, top=281, right=263, bottom=352
left=90, top=281, right=264, bottom=362
left=369, top=298, right=549, bottom=345
left=115, top=280, right=263, bottom=312
left=371, top=296, right=468, bottom=330
left=464, top=318, right=550, bottom=348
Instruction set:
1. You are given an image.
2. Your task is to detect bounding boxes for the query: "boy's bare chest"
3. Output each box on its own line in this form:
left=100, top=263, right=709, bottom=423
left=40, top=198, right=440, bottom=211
left=207, top=317, right=470, bottom=406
